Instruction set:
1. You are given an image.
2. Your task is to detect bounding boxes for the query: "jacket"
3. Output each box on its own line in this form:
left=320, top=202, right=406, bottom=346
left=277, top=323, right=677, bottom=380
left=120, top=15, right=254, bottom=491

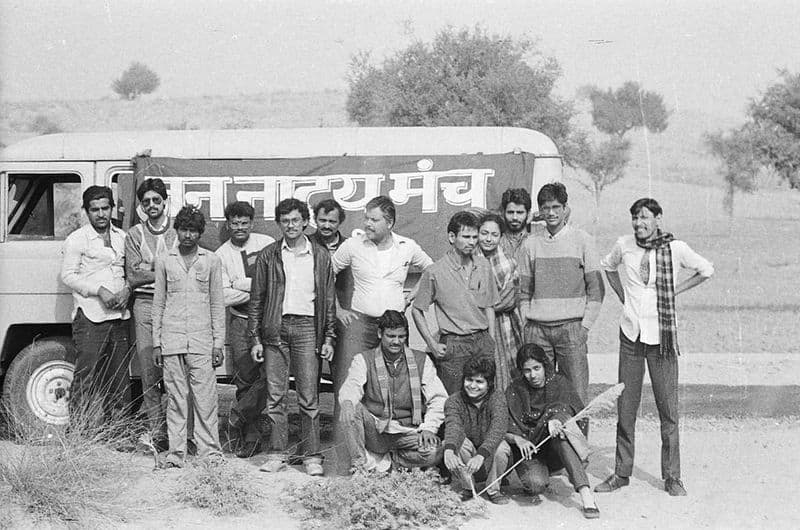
left=247, top=237, right=336, bottom=352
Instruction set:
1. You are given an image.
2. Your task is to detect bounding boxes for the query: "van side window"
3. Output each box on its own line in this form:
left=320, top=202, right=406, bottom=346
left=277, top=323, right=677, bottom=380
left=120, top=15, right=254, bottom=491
left=7, top=174, right=82, bottom=239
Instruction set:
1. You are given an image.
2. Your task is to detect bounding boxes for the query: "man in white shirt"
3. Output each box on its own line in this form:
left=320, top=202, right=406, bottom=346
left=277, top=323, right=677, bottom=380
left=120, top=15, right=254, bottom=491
left=331, top=196, right=433, bottom=392
left=595, top=198, right=714, bottom=497
left=61, top=186, right=131, bottom=416
left=215, top=201, right=274, bottom=457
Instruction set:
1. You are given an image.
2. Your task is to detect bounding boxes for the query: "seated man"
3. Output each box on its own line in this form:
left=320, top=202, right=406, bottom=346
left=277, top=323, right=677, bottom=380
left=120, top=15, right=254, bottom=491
left=504, top=343, right=599, bottom=519
left=443, top=357, right=511, bottom=505
left=339, top=310, right=446, bottom=472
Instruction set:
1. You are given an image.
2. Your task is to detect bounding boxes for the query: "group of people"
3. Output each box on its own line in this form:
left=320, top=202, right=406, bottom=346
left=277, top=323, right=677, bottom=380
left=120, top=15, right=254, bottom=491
left=61, top=177, right=714, bottom=517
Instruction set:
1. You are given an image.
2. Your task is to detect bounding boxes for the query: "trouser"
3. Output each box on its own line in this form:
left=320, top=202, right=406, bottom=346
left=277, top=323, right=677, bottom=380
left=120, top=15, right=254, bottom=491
left=264, top=315, right=321, bottom=460
left=70, top=309, right=131, bottom=416
left=436, top=329, right=496, bottom=396
left=454, top=438, right=509, bottom=496
left=508, top=436, right=590, bottom=493
left=133, top=296, right=165, bottom=433
left=162, top=352, right=222, bottom=460
left=524, top=320, right=589, bottom=406
left=228, top=314, right=265, bottom=442
left=614, top=330, right=680, bottom=480
left=331, top=311, right=381, bottom=473
left=344, top=402, right=442, bottom=470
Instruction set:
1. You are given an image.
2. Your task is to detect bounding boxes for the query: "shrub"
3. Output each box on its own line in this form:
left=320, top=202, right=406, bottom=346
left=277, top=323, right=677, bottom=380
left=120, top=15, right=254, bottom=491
left=284, top=468, right=485, bottom=529
left=112, top=61, right=160, bottom=100
left=28, top=114, right=63, bottom=135
left=175, top=458, right=260, bottom=516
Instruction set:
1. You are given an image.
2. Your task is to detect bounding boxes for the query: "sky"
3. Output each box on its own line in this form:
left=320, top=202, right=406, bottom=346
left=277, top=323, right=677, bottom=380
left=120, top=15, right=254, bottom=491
left=1, top=0, right=799, bottom=120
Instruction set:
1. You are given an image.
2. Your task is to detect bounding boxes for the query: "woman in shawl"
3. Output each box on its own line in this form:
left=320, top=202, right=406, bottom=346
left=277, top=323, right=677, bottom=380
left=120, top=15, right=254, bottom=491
left=505, top=343, right=599, bottom=519
left=477, top=213, right=522, bottom=391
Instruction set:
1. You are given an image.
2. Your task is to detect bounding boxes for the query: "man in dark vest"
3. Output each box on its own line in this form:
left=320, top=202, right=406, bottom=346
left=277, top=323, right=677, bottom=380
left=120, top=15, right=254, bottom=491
left=339, top=310, right=447, bottom=472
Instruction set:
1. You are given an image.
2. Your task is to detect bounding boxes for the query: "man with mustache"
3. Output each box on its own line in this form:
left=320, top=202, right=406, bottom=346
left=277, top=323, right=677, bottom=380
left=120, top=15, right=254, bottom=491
left=125, top=178, right=177, bottom=444
left=518, top=182, right=604, bottom=409
left=412, top=211, right=498, bottom=395
left=215, top=201, right=274, bottom=457
left=62, top=185, right=131, bottom=416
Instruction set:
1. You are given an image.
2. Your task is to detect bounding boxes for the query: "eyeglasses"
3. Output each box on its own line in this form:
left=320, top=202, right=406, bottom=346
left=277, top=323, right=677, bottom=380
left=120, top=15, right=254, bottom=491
left=279, top=217, right=304, bottom=227
left=142, top=197, right=163, bottom=205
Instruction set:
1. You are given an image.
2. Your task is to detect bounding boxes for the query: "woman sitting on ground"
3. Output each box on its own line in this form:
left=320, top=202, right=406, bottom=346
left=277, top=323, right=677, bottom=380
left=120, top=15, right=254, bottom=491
left=442, top=357, right=511, bottom=504
left=505, top=343, right=600, bottom=519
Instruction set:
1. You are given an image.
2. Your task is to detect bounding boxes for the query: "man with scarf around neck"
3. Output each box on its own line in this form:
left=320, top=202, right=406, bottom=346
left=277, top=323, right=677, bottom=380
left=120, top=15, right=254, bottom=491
left=596, top=198, right=714, bottom=497
left=505, top=344, right=598, bottom=518
left=339, top=310, right=447, bottom=473
left=443, top=356, right=511, bottom=504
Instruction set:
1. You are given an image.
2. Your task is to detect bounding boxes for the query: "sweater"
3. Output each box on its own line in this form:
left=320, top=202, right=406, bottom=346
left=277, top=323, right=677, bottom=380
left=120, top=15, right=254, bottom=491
left=443, top=389, right=508, bottom=461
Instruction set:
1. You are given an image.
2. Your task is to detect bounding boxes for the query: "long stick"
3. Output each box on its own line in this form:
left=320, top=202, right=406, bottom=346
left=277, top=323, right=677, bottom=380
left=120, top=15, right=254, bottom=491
left=475, top=435, right=551, bottom=497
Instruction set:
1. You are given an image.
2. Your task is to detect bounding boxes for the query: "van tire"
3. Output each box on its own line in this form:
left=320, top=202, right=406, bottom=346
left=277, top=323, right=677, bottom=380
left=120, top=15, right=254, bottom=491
left=1, top=337, right=76, bottom=433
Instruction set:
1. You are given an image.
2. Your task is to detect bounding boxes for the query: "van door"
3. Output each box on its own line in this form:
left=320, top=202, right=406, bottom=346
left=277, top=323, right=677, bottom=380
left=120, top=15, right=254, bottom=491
left=0, top=162, right=94, bottom=349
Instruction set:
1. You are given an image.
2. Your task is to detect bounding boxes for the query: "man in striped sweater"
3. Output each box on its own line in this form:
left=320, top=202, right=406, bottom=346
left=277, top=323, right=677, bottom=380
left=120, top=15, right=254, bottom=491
left=518, top=183, right=604, bottom=406
left=125, top=178, right=177, bottom=442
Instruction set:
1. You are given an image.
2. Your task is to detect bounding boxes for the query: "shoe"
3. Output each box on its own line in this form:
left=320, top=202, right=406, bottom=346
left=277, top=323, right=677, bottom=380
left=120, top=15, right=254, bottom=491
left=530, top=493, right=543, bottom=506
left=594, top=474, right=629, bottom=493
left=487, top=491, right=510, bottom=505
left=259, top=456, right=287, bottom=473
left=665, top=478, right=687, bottom=496
left=163, top=453, right=184, bottom=469
left=304, top=459, right=325, bottom=476
left=236, top=439, right=262, bottom=459
left=459, top=490, right=474, bottom=502
left=582, top=505, right=601, bottom=519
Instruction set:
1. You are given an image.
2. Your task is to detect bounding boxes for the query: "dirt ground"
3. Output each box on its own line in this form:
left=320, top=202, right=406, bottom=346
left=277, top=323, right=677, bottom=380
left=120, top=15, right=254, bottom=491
left=3, top=395, right=799, bottom=529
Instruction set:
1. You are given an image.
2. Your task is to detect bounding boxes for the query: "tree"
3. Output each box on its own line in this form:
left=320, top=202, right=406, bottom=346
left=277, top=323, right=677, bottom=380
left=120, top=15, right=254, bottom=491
left=111, top=61, right=160, bottom=100
left=573, top=136, right=631, bottom=222
left=574, top=82, right=668, bottom=214
left=587, top=81, right=669, bottom=137
left=346, top=26, right=579, bottom=164
left=706, top=70, right=800, bottom=216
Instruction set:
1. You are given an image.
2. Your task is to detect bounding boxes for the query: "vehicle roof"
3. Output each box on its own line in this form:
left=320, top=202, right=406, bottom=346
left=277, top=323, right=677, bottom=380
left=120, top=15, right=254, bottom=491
left=0, top=127, right=560, bottom=162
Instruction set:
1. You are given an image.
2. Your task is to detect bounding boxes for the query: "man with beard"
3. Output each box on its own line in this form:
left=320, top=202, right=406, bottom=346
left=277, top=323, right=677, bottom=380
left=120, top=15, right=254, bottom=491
left=498, top=188, right=535, bottom=270
left=339, top=310, right=446, bottom=472
left=62, top=186, right=131, bottom=416
left=215, top=201, right=274, bottom=457
left=152, top=206, right=226, bottom=467
left=125, top=178, right=177, bottom=443
left=412, top=211, right=498, bottom=395
left=595, top=198, right=714, bottom=497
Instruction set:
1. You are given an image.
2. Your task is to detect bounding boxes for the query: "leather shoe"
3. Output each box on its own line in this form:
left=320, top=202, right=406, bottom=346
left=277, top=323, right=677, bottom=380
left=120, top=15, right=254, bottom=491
left=665, top=478, right=687, bottom=496
left=594, top=474, right=629, bottom=493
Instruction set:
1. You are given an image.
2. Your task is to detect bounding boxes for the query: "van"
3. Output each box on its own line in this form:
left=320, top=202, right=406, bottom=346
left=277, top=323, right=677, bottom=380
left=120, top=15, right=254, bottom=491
left=0, top=126, right=562, bottom=429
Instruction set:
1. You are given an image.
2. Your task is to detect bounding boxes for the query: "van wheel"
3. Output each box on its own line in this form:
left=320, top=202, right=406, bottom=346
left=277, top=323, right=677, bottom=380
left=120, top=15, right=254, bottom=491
left=2, top=337, right=76, bottom=432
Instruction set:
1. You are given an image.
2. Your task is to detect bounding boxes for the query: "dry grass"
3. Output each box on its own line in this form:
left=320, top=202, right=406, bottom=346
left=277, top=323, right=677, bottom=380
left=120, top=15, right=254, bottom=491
left=174, top=458, right=261, bottom=517
left=284, top=468, right=485, bottom=530
left=0, top=390, right=149, bottom=526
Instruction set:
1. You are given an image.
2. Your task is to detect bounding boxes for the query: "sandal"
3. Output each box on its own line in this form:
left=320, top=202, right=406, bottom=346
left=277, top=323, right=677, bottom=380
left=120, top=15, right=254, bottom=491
left=582, top=505, right=600, bottom=519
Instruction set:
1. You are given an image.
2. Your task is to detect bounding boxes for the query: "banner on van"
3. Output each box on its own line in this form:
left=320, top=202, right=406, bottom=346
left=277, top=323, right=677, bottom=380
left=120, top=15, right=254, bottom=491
left=133, top=153, right=538, bottom=258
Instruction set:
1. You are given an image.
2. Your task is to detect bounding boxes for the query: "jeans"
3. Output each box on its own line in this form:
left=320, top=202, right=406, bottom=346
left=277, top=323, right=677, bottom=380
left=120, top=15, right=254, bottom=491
left=228, top=314, right=265, bottom=442
left=70, top=308, right=131, bottom=415
left=265, top=315, right=321, bottom=459
left=524, top=320, right=589, bottom=405
left=455, top=439, right=509, bottom=495
left=133, top=296, right=165, bottom=432
left=344, top=402, right=442, bottom=470
left=162, top=352, right=222, bottom=460
left=614, top=330, right=680, bottom=480
left=435, top=330, right=495, bottom=396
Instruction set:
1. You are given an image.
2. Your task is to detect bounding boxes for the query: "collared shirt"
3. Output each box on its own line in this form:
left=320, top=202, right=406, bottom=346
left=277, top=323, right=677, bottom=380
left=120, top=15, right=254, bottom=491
left=338, top=350, right=447, bottom=434
left=413, top=249, right=499, bottom=336
left=215, top=233, right=274, bottom=318
left=61, top=223, right=130, bottom=323
left=311, top=230, right=344, bottom=253
left=124, top=219, right=177, bottom=296
left=601, top=234, right=714, bottom=345
left=332, top=231, right=433, bottom=317
left=152, top=247, right=225, bottom=355
left=281, top=235, right=315, bottom=316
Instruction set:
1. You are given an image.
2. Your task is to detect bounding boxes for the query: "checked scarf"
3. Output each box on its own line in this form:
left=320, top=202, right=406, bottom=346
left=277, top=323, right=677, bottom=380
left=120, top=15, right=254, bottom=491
left=374, top=346, right=423, bottom=429
left=637, top=230, right=680, bottom=357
